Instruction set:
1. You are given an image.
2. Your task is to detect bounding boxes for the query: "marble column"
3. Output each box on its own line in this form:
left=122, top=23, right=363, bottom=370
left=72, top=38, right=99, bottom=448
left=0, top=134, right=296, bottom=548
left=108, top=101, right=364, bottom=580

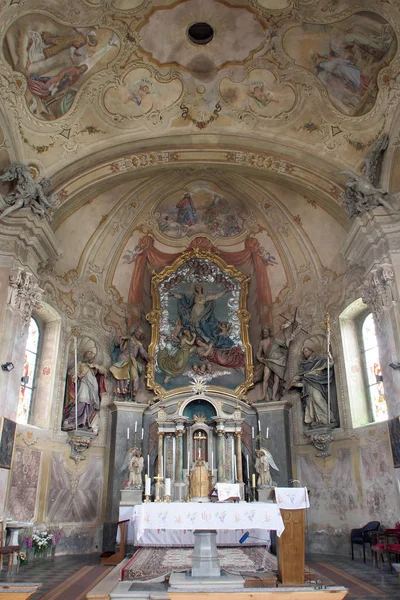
left=158, top=431, right=164, bottom=476
left=234, top=431, right=243, bottom=483
left=217, top=430, right=225, bottom=482
left=176, top=430, right=184, bottom=481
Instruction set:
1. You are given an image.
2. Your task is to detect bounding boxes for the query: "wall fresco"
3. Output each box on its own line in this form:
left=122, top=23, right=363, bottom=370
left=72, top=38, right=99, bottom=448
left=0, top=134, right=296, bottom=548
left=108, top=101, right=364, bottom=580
left=283, top=12, right=396, bottom=116
left=4, top=15, right=120, bottom=121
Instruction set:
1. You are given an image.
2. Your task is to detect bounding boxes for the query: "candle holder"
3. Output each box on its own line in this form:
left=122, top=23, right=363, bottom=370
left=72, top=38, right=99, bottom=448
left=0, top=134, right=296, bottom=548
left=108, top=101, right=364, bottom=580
left=144, top=495, right=151, bottom=503
left=165, top=495, right=171, bottom=503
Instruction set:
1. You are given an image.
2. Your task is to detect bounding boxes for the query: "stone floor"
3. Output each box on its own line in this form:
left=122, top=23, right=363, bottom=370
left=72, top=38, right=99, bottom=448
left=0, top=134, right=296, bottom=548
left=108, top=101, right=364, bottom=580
left=0, top=550, right=399, bottom=599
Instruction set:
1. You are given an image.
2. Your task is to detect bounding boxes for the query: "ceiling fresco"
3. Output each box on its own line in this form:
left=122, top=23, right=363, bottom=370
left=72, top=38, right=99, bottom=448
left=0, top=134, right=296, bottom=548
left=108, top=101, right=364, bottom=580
left=0, top=0, right=399, bottom=199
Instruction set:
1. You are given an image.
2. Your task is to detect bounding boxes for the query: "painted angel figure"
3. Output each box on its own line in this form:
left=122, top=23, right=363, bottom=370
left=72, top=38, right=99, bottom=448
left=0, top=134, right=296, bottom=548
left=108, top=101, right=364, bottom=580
left=255, top=447, right=279, bottom=488
left=0, top=164, right=53, bottom=220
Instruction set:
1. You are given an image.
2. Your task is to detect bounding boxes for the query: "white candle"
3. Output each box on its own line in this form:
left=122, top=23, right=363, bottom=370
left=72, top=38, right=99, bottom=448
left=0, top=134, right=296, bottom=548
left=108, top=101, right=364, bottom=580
left=258, top=420, right=261, bottom=431
left=252, top=427, right=254, bottom=439
left=161, top=455, right=164, bottom=476
left=165, top=478, right=171, bottom=496
left=147, top=454, right=150, bottom=476
left=134, top=421, right=137, bottom=433
left=127, top=428, right=130, bottom=440
left=246, top=455, right=250, bottom=479
left=141, top=428, right=144, bottom=440
left=145, top=477, right=151, bottom=495
left=266, top=427, right=269, bottom=439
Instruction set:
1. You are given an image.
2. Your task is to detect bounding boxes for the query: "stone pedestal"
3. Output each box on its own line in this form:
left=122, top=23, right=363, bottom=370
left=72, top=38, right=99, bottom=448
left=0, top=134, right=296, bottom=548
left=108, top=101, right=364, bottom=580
left=120, top=488, right=142, bottom=506
left=191, top=530, right=220, bottom=577
left=103, top=402, right=147, bottom=552
left=257, top=488, right=275, bottom=503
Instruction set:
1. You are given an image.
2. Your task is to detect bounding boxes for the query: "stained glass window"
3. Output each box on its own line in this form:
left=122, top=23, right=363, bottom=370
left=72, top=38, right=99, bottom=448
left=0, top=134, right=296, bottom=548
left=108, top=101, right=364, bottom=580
left=17, top=318, right=39, bottom=424
left=361, top=313, right=388, bottom=422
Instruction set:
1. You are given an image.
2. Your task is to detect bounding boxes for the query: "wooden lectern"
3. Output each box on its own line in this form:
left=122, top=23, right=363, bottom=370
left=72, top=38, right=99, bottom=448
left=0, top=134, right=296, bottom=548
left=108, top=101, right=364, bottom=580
left=276, top=507, right=306, bottom=585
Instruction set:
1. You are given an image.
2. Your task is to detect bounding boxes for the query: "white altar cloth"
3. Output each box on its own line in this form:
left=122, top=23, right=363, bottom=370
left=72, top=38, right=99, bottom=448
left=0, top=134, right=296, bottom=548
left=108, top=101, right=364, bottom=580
left=133, top=502, right=284, bottom=541
left=275, top=487, right=310, bottom=509
left=119, top=505, right=270, bottom=546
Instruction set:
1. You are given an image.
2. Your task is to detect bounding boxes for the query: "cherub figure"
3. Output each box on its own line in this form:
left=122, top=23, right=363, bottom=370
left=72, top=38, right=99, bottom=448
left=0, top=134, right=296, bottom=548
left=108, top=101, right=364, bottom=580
left=0, top=164, right=53, bottom=220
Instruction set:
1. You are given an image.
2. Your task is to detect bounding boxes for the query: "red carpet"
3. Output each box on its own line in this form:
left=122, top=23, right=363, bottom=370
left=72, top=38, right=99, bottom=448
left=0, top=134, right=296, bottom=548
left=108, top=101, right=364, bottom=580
left=312, top=562, right=385, bottom=596
left=39, top=565, right=113, bottom=600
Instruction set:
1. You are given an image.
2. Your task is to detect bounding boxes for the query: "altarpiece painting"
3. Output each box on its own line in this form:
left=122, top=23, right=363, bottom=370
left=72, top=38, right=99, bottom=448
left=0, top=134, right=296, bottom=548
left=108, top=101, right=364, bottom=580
left=146, top=250, right=253, bottom=400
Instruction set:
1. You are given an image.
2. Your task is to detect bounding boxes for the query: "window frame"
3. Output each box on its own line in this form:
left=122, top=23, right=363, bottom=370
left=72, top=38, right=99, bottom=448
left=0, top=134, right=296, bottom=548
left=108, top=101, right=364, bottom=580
left=17, top=316, right=42, bottom=425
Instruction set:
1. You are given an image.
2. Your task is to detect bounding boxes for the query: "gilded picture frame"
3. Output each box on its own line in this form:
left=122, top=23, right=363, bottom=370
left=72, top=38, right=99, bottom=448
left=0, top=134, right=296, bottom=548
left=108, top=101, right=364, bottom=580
left=146, top=248, right=253, bottom=400
left=0, top=417, right=17, bottom=470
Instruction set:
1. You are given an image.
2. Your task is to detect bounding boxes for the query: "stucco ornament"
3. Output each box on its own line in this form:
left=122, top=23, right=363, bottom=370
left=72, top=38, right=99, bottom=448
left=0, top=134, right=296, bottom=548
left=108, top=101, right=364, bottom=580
left=360, top=264, right=396, bottom=323
left=8, top=269, right=43, bottom=329
left=0, top=164, right=53, bottom=221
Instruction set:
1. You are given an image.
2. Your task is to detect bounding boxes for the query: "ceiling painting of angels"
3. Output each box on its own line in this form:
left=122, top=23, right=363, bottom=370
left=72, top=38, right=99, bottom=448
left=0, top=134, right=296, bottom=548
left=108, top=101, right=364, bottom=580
left=146, top=251, right=253, bottom=400
left=4, top=15, right=120, bottom=121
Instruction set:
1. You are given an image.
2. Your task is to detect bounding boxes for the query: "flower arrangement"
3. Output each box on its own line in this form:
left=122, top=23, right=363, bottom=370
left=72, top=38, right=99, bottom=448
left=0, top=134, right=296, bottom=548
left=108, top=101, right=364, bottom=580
left=23, top=528, right=62, bottom=559
left=20, top=552, right=28, bottom=565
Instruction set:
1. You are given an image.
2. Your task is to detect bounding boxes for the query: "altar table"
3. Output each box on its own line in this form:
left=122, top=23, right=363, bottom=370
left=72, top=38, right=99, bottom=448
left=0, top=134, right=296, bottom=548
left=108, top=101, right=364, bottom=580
left=133, top=502, right=284, bottom=541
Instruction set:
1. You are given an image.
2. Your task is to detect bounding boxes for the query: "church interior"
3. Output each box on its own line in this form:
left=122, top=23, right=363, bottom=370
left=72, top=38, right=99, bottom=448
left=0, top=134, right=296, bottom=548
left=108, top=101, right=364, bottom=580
left=1, top=0, right=400, bottom=597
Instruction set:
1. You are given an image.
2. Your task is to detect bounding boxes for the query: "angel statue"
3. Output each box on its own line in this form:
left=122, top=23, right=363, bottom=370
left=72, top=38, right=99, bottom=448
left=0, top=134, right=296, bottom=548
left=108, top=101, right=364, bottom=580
left=122, top=447, right=144, bottom=488
left=255, top=447, right=279, bottom=488
left=335, top=134, right=399, bottom=218
left=0, top=164, right=53, bottom=220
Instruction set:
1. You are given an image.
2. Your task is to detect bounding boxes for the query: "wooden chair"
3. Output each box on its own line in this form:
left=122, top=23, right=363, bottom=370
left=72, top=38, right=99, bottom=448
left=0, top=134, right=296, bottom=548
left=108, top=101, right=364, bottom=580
left=350, top=521, right=380, bottom=562
left=0, top=521, right=20, bottom=575
left=100, top=520, right=129, bottom=566
left=370, top=531, right=386, bottom=569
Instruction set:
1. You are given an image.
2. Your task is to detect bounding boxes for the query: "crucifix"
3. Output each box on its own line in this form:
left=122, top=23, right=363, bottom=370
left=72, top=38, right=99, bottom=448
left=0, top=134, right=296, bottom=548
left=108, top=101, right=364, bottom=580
left=193, top=431, right=207, bottom=461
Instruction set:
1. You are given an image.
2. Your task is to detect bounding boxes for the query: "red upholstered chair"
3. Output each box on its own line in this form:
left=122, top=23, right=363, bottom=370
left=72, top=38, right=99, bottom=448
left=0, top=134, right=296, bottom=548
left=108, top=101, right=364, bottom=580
left=384, top=529, right=400, bottom=571
left=370, top=532, right=386, bottom=569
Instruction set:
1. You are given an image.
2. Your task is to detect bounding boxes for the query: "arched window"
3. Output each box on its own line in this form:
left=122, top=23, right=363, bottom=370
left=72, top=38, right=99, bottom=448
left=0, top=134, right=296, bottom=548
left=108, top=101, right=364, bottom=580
left=340, top=299, right=388, bottom=427
left=17, top=317, right=40, bottom=424
left=361, top=313, right=387, bottom=422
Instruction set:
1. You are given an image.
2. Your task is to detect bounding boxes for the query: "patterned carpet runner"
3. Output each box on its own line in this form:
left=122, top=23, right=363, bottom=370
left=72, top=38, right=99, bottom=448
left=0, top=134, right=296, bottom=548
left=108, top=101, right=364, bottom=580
left=122, top=546, right=277, bottom=581
left=38, top=565, right=113, bottom=600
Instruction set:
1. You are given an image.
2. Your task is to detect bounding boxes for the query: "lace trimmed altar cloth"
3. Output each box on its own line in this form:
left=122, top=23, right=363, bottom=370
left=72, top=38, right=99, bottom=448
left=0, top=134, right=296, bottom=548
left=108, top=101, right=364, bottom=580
left=133, top=501, right=285, bottom=541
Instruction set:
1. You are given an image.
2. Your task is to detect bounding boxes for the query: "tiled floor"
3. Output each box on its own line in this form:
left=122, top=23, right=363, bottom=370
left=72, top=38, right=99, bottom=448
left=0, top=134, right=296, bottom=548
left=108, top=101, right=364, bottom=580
left=0, top=550, right=399, bottom=599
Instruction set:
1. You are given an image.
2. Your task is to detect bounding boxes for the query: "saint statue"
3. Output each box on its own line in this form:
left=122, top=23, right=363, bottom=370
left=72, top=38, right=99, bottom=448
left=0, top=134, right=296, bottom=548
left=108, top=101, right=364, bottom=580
left=122, top=447, right=144, bottom=488
left=255, top=448, right=279, bottom=488
left=289, top=341, right=336, bottom=428
left=110, top=326, right=151, bottom=399
left=62, top=350, right=107, bottom=432
left=253, top=326, right=293, bottom=401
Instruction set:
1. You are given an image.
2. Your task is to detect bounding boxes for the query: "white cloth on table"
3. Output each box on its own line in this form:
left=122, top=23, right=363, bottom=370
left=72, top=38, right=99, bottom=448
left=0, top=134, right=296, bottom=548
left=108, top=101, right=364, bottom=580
left=274, top=487, right=310, bottom=509
left=132, top=502, right=285, bottom=541
left=215, top=483, right=240, bottom=502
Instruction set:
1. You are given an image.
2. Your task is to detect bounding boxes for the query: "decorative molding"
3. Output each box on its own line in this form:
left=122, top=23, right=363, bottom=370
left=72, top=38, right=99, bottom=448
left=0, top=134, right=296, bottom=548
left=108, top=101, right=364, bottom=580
left=359, top=263, right=395, bottom=323
left=7, top=268, right=43, bottom=330
left=305, top=427, right=334, bottom=459
left=67, top=431, right=96, bottom=464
